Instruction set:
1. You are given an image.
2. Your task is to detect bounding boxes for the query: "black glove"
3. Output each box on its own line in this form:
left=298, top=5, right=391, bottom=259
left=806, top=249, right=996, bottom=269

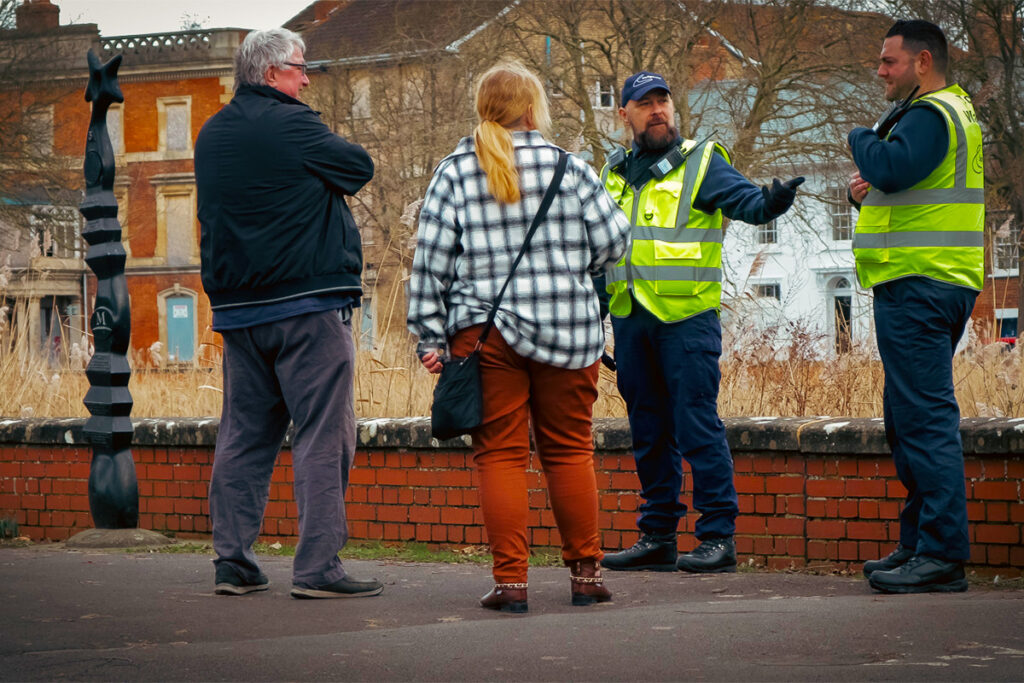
left=761, top=176, right=805, bottom=217
left=600, top=351, right=617, bottom=372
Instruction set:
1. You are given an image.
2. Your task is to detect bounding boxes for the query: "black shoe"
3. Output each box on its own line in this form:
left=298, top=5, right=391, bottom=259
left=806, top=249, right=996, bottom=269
left=868, top=555, right=968, bottom=594
left=290, top=576, right=384, bottom=599
left=602, top=532, right=677, bottom=571
left=676, top=536, right=737, bottom=573
left=863, top=545, right=915, bottom=578
left=214, top=564, right=270, bottom=596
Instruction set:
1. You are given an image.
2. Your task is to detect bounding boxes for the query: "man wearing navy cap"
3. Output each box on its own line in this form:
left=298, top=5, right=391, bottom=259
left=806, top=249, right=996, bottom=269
left=600, top=71, right=804, bottom=573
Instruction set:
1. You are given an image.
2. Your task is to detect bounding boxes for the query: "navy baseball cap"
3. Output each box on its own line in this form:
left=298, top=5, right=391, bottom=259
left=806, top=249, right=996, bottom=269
left=620, top=71, right=672, bottom=107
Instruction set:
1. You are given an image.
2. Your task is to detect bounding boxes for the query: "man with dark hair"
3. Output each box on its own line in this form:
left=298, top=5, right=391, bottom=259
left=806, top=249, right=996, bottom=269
left=848, top=19, right=983, bottom=593
left=196, top=28, right=381, bottom=600
left=886, top=19, right=948, bottom=75
left=599, top=72, right=803, bottom=574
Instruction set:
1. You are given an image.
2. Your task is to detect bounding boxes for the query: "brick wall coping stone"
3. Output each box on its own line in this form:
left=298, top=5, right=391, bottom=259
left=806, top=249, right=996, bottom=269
left=1, top=416, right=1022, bottom=455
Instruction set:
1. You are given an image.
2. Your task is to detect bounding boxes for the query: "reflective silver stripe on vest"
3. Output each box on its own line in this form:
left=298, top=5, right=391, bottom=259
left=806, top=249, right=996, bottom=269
left=853, top=230, right=984, bottom=250
left=674, top=141, right=707, bottom=230
left=862, top=186, right=984, bottom=207
left=862, top=96, right=981, bottom=208
left=628, top=264, right=723, bottom=283
left=932, top=97, right=968, bottom=188
left=632, top=225, right=723, bottom=243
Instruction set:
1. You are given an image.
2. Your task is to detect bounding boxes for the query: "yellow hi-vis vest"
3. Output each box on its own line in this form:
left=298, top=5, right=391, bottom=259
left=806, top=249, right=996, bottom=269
left=601, top=139, right=728, bottom=322
left=853, top=84, right=985, bottom=291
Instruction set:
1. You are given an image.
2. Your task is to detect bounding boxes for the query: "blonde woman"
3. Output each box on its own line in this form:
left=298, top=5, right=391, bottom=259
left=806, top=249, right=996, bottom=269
left=407, top=62, right=630, bottom=613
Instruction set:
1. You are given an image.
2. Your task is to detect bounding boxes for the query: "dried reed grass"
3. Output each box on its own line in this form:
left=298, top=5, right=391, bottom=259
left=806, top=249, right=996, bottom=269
left=1, top=291, right=1020, bottom=419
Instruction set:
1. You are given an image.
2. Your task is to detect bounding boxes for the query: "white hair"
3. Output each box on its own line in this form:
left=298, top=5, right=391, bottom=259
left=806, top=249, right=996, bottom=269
left=234, top=28, right=305, bottom=91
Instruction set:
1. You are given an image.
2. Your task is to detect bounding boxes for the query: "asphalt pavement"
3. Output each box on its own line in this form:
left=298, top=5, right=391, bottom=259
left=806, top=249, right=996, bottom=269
left=1, top=545, right=1022, bottom=681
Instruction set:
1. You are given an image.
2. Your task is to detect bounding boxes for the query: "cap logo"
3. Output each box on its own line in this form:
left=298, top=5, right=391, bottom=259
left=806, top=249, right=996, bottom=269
left=633, top=73, right=659, bottom=86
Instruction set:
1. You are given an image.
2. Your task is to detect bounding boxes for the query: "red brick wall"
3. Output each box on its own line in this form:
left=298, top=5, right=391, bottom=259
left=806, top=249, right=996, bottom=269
left=1, top=418, right=1021, bottom=574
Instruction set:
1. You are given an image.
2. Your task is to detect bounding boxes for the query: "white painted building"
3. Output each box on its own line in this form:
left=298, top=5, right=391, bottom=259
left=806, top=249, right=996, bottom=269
left=721, top=182, right=876, bottom=358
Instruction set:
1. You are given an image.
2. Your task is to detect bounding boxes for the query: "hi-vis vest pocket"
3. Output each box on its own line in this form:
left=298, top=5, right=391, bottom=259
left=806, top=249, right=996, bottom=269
left=655, top=280, right=708, bottom=296
left=854, top=247, right=890, bottom=264
left=653, top=180, right=683, bottom=197
left=854, top=204, right=892, bottom=263
left=852, top=228, right=890, bottom=264
left=653, top=240, right=701, bottom=261
left=652, top=240, right=707, bottom=296
left=641, top=182, right=684, bottom=226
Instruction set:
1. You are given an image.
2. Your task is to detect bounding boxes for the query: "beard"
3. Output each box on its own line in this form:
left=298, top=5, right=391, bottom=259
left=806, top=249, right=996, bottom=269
left=636, top=122, right=679, bottom=151
left=886, top=77, right=918, bottom=102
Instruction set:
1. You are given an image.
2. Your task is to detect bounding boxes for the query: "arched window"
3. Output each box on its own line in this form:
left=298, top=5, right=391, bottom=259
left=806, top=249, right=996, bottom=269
left=158, top=286, right=198, bottom=363
left=829, top=277, right=853, bottom=354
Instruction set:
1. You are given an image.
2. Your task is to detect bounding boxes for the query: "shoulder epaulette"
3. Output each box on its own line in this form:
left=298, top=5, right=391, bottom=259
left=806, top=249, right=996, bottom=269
left=606, top=146, right=627, bottom=174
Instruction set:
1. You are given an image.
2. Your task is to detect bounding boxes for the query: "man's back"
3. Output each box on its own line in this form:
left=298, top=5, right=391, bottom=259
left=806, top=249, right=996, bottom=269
left=195, top=84, right=373, bottom=309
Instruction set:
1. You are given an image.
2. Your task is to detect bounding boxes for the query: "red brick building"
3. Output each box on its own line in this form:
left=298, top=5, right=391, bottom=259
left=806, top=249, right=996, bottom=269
left=1, top=0, right=241, bottom=364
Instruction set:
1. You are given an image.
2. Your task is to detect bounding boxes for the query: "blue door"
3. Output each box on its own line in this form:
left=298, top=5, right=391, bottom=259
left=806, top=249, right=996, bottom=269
left=166, top=295, right=195, bottom=362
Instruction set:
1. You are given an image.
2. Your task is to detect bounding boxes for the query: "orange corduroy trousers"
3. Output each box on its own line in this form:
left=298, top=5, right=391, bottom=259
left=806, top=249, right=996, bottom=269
left=450, top=325, right=604, bottom=584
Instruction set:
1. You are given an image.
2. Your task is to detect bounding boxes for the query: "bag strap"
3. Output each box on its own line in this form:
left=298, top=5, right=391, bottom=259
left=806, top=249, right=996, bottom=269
left=475, top=149, right=568, bottom=348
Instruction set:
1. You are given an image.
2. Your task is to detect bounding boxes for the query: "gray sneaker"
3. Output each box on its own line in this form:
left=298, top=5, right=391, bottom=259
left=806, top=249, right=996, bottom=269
left=214, top=564, right=270, bottom=596
left=863, top=545, right=915, bottom=578
left=291, top=576, right=384, bottom=599
left=868, top=555, right=967, bottom=594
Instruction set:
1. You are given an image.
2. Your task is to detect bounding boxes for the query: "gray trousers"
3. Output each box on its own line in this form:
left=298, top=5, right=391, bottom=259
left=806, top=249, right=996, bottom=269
left=210, top=310, right=356, bottom=588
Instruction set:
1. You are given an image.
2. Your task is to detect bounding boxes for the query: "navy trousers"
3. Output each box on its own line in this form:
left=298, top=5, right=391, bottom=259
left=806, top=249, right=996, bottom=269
left=210, top=310, right=356, bottom=588
left=873, top=277, right=977, bottom=562
left=612, top=306, right=738, bottom=539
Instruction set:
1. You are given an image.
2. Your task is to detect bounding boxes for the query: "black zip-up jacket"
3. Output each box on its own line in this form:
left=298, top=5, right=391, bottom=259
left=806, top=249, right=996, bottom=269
left=196, top=84, right=374, bottom=310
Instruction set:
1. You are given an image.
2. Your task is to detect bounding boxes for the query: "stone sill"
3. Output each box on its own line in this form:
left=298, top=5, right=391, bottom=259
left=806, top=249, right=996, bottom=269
left=1, top=417, right=1022, bottom=455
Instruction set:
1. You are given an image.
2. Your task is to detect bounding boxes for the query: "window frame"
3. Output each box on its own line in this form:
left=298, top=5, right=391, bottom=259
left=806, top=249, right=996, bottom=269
left=830, top=186, right=854, bottom=241
left=156, top=96, right=193, bottom=154
left=757, top=219, right=778, bottom=245
left=753, top=282, right=781, bottom=300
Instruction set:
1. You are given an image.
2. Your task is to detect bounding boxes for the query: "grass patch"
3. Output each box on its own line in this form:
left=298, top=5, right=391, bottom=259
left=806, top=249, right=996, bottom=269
left=344, top=540, right=563, bottom=567
left=98, top=538, right=563, bottom=567
left=340, top=540, right=490, bottom=564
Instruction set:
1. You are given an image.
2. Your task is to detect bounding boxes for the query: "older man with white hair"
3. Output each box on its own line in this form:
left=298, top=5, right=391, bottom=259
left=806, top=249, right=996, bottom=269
left=195, top=28, right=379, bottom=599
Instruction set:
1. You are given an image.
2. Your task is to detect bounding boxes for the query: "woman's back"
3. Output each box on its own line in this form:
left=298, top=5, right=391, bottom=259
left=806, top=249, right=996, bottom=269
left=409, top=130, right=629, bottom=369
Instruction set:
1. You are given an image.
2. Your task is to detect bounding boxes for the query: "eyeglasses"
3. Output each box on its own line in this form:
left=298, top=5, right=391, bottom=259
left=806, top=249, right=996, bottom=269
left=282, top=61, right=308, bottom=75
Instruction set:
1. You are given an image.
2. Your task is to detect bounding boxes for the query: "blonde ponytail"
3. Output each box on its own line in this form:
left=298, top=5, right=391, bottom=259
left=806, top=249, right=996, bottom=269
left=473, top=61, right=552, bottom=205
left=475, top=120, right=520, bottom=204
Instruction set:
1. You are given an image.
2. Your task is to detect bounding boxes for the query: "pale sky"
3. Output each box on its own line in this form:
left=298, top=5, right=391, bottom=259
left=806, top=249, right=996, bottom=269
left=54, top=0, right=315, bottom=36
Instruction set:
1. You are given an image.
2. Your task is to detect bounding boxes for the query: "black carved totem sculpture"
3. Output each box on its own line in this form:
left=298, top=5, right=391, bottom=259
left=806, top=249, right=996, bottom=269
left=79, top=49, right=138, bottom=529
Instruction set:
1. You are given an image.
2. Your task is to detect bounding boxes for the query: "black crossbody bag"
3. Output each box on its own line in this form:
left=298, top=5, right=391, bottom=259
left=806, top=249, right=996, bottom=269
left=431, top=150, right=569, bottom=440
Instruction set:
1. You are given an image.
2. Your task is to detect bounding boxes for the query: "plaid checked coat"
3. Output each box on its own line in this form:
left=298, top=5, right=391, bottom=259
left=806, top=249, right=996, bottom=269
left=407, top=131, right=630, bottom=369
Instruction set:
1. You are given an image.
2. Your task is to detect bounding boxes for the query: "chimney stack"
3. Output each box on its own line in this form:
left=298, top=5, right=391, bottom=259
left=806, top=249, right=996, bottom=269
left=15, top=0, right=60, bottom=33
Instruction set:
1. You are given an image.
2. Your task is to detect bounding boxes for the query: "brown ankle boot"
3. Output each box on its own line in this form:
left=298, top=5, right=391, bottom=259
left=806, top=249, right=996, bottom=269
left=569, top=559, right=612, bottom=606
left=480, top=583, right=528, bottom=613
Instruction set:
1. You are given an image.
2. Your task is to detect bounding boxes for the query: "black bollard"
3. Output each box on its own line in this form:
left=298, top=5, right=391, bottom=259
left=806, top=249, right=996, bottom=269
left=79, top=49, right=138, bottom=529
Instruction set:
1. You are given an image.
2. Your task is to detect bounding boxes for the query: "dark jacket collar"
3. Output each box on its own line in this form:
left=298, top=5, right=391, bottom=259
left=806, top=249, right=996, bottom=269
left=235, top=83, right=308, bottom=108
